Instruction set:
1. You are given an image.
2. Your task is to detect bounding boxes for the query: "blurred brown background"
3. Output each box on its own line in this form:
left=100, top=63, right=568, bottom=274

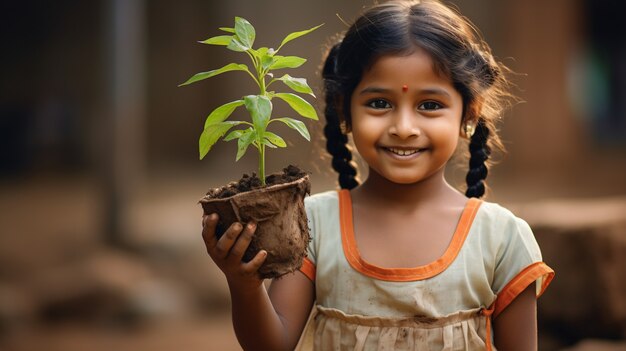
left=1, top=0, right=625, bottom=350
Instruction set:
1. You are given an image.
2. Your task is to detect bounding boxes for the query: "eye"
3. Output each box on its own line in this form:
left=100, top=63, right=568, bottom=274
left=366, top=99, right=392, bottom=109
left=418, top=101, right=443, bottom=111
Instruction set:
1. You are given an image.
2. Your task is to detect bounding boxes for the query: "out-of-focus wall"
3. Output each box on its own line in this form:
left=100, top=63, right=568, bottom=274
left=2, top=0, right=624, bottom=200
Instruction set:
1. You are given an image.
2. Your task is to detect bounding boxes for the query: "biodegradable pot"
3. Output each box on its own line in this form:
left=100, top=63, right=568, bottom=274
left=200, top=175, right=311, bottom=279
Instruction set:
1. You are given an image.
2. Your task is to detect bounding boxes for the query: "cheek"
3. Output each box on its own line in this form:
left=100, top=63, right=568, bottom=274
left=351, top=125, right=375, bottom=154
left=427, top=118, right=462, bottom=147
left=432, top=118, right=460, bottom=135
left=350, top=109, right=381, bottom=141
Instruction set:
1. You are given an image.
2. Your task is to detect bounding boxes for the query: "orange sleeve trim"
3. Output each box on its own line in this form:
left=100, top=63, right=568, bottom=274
left=338, top=190, right=482, bottom=282
left=493, top=262, right=555, bottom=318
left=299, top=257, right=316, bottom=282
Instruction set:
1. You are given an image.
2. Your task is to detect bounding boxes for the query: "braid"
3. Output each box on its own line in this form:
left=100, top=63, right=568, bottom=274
left=322, top=44, right=359, bottom=190
left=465, top=119, right=491, bottom=198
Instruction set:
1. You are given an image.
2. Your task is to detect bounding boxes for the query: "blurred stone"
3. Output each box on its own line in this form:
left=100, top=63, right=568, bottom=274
left=126, top=239, right=232, bottom=315
left=0, top=283, right=34, bottom=335
left=511, top=197, right=626, bottom=342
left=561, top=339, right=626, bottom=351
left=25, top=249, right=193, bottom=325
left=539, top=331, right=569, bottom=351
left=164, top=250, right=231, bottom=314
left=127, top=277, right=194, bottom=321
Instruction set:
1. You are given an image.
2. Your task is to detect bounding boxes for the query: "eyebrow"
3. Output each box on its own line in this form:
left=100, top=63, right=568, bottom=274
left=358, top=86, right=452, bottom=98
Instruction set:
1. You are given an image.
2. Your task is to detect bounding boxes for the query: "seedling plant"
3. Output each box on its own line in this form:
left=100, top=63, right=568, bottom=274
left=180, top=17, right=322, bottom=186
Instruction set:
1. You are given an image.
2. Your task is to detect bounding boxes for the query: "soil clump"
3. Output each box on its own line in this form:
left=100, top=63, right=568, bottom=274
left=200, top=165, right=311, bottom=278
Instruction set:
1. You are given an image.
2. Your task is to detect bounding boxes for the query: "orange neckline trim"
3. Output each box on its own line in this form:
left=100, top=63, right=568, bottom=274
left=339, top=190, right=482, bottom=282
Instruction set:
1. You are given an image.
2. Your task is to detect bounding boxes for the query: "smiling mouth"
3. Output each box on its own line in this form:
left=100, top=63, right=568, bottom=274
left=385, top=147, right=424, bottom=156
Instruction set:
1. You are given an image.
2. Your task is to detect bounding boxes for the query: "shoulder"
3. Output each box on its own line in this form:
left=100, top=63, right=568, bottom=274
left=475, top=200, right=542, bottom=261
left=303, top=190, right=342, bottom=265
left=476, top=201, right=531, bottom=233
left=304, top=190, right=340, bottom=212
left=304, top=190, right=341, bottom=232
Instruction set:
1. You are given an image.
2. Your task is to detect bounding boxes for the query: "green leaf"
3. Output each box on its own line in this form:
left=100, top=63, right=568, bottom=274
left=224, top=129, right=244, bottom=141
left=244, top=95, right=272, bottom=132
left=273, top=117, right=310, bottom=141
left=204, top=100, right=245, bottom=129
left=269, top=56, right=306, bottom=70
left=274, top=93, right=318, bottom=120
left=234, top=17, right=255, bottom=49
left=250, top=47, right=268, bottom=60
left=199, top=122, right=239, bottom=159
left=219, top=27, right=235, bottom=33
left=227, top=37, right=248, bottom=52
left=236, top=128, right=256, bottom=161
left=199, top=35, right=232, bottom=46
left=277, top=24, right=323, bottom=51
left=263, top=140, right=278, bottom=148
left=261, top=54, right=277, bottom=71
left=263, top=131, right=287, bottom=147
left=249, top=47, right=277, bottom=72
left=276, top=74, right=314, bottom=96
left=179, top=63, right=249, bottom=86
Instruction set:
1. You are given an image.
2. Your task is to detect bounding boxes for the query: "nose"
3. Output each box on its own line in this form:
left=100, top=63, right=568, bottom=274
left=388, top=107, right=420, bottom=139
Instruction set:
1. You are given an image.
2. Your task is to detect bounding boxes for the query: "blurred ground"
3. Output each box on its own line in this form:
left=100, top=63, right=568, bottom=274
left=0, top=172, right=241, bottom=351
left=2, top=317, right=239, bottom=351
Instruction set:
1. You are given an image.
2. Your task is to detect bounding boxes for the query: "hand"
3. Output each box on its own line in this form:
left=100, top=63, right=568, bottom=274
left=201, top=213, right=268, bottom=291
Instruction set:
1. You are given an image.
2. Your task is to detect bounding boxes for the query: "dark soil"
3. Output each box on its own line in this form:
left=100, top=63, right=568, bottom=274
left=205, top=165, right=308, bottom=199
left=199, top=165, right=311, bottom=279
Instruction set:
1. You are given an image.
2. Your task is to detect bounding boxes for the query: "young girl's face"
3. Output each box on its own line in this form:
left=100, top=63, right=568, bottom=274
left=350, top=50, right=464, bottom=185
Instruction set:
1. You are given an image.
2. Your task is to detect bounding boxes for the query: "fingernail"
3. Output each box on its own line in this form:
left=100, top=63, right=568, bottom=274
left=209, top=213, right=218, bottom=220
left=248, top=222, right=256, bottom=230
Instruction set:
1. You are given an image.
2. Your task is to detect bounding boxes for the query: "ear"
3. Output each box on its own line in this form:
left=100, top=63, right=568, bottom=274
left=336, top=95, right=352, bottom=133
left=460, top=99, right=483, bottom=137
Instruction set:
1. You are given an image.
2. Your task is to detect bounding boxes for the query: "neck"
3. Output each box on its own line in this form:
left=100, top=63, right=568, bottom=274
left=352, top=167, right=463, bottom=211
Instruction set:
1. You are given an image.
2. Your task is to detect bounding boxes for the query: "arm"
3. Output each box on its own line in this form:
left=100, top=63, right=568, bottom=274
left=202, top=214, right=315, bottom=351
left=493, top=284, right=537, bottom=351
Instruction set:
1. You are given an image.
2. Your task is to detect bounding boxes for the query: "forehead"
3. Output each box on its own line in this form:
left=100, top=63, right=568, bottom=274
left=359, top=50, right=452, bottom=87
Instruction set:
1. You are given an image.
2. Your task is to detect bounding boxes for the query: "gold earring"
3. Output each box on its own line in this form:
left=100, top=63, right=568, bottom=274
left=340, top=120, right=351, bottom=134
left=463, top=123, right=476, bottom=138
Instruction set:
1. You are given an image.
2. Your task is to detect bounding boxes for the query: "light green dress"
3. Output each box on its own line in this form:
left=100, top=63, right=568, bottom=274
left=296, top=190, right=554, bottom=351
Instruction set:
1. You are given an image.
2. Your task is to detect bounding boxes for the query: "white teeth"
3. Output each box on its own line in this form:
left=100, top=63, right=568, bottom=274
left=388, top=147, right=419, bottom=156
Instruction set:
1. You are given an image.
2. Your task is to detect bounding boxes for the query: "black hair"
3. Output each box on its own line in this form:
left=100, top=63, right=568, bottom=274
left=322, top=0, right=513, bottom=197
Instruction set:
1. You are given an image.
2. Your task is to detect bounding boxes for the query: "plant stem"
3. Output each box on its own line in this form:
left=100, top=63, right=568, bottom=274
left=259, top=75, right=266, bottom=95
left=251, top=51, right=269, bottom=186
left=256, top=60, right=267, bottom=185
left=259, top=143, right=266, bottom=186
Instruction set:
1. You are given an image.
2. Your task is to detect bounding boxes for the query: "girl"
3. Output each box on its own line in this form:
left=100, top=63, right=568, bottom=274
left=202, top=0, right=554, bottom=350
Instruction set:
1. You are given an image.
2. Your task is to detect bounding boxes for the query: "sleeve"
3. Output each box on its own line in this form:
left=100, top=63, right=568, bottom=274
left=298, top=195, right=317, bottom=282
left=491, top=214, right=554, bottom=318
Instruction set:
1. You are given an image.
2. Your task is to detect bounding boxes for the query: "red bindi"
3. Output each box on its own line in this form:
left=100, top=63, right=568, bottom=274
left=402, top=84, right=408, bottom=92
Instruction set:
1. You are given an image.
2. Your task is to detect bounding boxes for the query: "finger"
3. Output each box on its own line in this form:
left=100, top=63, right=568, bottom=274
left=214, top=221, right=243, bottom=259
left=228, top=222, right=256, bottom=262
left=201, top=213, right=219, bottom=251
left=242, top=249, right=268, bottom=274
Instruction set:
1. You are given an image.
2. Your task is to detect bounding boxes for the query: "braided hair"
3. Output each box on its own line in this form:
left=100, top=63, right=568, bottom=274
left=321, top=0, right=513, bottom=196
left=322, top=44, right=359, bottom=190
left=465, top=119, right=491, bottom=198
